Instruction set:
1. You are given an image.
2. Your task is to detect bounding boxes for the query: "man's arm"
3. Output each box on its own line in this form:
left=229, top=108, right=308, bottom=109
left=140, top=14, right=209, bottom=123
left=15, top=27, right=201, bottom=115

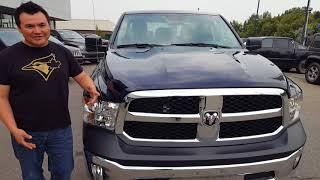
left=73, top=71, right=100, bottom=105
left=0, top=85, right=35, bottom=150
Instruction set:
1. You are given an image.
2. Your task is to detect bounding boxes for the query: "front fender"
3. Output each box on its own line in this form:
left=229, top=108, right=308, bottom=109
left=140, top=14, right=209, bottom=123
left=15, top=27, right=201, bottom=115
left=306, top=55, right=320, bottom=67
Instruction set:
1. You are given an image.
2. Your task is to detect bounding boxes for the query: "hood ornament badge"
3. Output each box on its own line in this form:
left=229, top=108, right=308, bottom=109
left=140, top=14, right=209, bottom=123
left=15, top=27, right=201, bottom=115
left=202, top=111, right=220, bottom=127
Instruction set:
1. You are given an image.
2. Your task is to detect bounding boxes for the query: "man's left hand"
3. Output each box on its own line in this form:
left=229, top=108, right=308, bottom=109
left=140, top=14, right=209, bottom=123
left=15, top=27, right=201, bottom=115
left=73, top=71, right=100, bottom=105
left=87, top=86, right=100, bottom=105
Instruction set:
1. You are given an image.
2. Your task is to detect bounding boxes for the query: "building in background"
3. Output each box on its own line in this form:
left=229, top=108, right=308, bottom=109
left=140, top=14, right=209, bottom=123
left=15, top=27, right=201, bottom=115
left=56, top=19, right=115, bottom=39
left=0, top=0, right=71, bottom=29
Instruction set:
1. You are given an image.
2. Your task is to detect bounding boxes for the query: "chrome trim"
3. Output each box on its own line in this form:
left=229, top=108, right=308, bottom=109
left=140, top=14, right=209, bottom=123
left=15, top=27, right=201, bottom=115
left=97, top=148, right=300, bottom=170
left=217, top=126, right=284, bottom=141
left=127, top=88, right=285, bottom=98
left=115, top=103, right=129, bottom=134
left=126, top=112, right=200, bottom=123
left=221, top=108, right=282, bottom=122
left=123, top=132, right=199, bottom=142
left=197, top=96, right=223, bottom=139
left=91, top=148, right=303, bottom=180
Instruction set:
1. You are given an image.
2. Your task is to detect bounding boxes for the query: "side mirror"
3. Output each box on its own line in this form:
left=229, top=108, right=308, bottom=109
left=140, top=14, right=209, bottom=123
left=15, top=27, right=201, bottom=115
left=243, top=42, right=247, bottom=48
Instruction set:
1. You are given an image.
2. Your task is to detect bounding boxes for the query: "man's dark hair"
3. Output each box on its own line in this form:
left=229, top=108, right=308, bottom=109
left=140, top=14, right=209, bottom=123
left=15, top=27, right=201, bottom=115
left=14, top=1, right=50, bottom=28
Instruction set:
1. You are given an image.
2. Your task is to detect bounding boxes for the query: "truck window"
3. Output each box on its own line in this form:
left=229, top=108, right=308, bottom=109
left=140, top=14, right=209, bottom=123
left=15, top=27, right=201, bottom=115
left=288, top=40, right=294, bottom=49
left=295, top=42, right=306, bottom=49
left=261, top=39, right=273, bottom=48
left=313, top=35, right=320, bottom=48
left=273, top=39, right=289, bottom=49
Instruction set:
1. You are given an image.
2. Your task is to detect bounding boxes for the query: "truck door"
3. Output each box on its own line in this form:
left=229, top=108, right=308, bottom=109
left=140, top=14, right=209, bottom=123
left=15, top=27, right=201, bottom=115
left=271, top=38, right=295, bottom=69
left=309, top=34, right=320, bottom=56
left=255, top=38, right=273, bottom=59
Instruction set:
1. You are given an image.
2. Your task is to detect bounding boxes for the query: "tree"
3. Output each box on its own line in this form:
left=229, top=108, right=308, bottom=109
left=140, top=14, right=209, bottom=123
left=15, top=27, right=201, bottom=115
left=230, top=20, right=243, bottom=35
left=233, top=7, right=320, bottom=41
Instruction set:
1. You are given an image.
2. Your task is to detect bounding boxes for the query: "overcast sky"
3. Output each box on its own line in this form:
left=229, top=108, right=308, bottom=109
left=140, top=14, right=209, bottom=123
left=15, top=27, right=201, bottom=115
left=70, top=0, right=320, bottom=24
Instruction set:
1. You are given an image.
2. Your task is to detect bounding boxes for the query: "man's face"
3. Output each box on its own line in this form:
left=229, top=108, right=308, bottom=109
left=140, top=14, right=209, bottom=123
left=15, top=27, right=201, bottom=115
left=18, top=12, right=50, bottom=47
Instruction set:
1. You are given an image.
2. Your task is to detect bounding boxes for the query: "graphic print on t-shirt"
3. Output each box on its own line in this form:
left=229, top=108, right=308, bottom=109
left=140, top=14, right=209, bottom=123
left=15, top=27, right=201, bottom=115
left=21, top=53, right=61, bottom=81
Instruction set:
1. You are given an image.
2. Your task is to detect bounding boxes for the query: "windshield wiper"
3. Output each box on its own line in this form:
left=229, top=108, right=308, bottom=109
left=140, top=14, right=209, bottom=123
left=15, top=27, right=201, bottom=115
left=171, top=43, right=231, bottom=49
left=117, top=43, right=164, bottom=49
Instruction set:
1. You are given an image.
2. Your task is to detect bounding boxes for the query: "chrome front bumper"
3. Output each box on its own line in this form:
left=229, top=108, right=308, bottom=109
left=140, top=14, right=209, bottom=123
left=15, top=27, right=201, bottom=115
left=89, top=148, right=303, bottom=180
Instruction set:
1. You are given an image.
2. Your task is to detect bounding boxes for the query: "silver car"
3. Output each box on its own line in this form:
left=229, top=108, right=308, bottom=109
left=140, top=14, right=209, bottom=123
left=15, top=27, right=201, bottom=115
left=0, top=28, right=84, bottom=64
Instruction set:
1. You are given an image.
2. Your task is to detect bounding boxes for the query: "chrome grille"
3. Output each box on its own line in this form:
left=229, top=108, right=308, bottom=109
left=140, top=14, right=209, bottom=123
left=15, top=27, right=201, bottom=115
left=119, top=88, right=286, bottom=142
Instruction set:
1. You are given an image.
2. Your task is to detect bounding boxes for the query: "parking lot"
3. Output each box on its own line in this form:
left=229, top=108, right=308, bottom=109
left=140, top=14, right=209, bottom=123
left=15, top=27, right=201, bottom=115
left=1, top=64, right=320, bottom=180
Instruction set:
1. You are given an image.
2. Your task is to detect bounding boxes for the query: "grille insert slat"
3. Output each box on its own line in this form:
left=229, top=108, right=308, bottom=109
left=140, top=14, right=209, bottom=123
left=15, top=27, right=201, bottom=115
left=219, top=117, right=283, bottom=138
left=222, top=95, right=282, bottom=113
left=124, top=122, right=197, bottom=139
left=128, top=96, right=200, bottom=114
left=124, top=117, right=282, bottom=140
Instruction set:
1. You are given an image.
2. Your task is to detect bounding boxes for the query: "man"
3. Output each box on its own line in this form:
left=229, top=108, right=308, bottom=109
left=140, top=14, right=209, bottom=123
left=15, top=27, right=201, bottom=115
left=0, top=2, right=99, bottom=180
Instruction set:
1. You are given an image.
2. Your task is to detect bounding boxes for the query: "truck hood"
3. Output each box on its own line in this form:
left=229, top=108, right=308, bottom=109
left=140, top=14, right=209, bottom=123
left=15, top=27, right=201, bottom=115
left=103, top=46, right=287, bottom=93
left=63, top=39, right=85, bottom=48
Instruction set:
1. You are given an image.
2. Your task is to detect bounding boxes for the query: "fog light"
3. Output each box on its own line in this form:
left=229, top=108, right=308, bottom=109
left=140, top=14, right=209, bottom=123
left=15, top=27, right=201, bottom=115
left=91, top=164, right=104, bottom=180
left=293, top=154, right=302, bottom=169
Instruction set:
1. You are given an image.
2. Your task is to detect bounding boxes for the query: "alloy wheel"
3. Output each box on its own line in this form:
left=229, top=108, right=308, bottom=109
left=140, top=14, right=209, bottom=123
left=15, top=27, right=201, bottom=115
left=307, top=65, right=320, bottom=82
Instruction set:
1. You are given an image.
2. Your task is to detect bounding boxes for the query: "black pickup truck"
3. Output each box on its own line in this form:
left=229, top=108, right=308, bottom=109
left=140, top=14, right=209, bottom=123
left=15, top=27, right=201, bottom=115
left=51, top=29, right=106, bottom=63
left=82, top=11, right=306, bottom=180
left=305, top=33, right=320, bottom=84
left=246, top=37, right=308, bottom=73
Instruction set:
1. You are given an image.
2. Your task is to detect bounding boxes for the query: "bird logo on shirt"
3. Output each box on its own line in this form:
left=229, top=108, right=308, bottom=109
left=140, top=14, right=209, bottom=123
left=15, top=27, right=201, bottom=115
left=22, top=53, right=61, bottom=81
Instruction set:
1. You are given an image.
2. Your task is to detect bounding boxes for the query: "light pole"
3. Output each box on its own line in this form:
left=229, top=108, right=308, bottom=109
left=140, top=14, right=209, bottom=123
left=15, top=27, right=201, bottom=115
left=256, top=0, right=260, bottom=16
left=302, top=0, right=311, bottom=46
left=255, top=0, right=261, bottom=36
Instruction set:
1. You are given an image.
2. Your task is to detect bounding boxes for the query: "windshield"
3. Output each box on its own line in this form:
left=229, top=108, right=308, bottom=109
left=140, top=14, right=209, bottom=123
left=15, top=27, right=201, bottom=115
left=58, top=30, right=84, bottom=40
left=114, top=13, right=241, bottom=48
left=0, top=30, right=23, bottom=46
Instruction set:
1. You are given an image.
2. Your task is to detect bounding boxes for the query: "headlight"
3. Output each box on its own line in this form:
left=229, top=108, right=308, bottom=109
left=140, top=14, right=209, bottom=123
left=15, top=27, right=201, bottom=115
left=83, top=100, right=119, bottom=130
left=72, top=49, right=82, bottom=57
left=287, top=79, right=303, bottom=122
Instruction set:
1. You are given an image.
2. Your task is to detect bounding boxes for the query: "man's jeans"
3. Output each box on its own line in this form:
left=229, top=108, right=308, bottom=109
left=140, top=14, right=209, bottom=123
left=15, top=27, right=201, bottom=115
left=11, top=126, right=74, bottom=180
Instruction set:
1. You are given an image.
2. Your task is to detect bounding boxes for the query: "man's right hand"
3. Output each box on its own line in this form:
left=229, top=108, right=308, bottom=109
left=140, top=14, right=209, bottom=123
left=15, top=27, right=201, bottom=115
left=11, top=128, right=36, bottom=150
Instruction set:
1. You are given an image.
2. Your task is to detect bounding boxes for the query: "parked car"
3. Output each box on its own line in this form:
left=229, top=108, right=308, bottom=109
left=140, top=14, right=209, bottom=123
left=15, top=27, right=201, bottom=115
left=82, top=11, right=306, bottom=180
left=81, top=33, right=110, bottom=46
left=51, top=29, right=106, bottom=63
left=0, top=28, right=84, bottom=63
left=304, top=33, right=320, bottom=84
left=0, top=28, right=26, bottom=51
left=246, top=36, right=308, bottom=73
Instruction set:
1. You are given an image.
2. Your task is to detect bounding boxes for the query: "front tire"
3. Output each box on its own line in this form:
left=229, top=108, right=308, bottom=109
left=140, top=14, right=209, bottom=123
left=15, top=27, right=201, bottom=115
left=305, top=62, right=320, bottom=84
left=297, top=60, right=306, bottom=74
